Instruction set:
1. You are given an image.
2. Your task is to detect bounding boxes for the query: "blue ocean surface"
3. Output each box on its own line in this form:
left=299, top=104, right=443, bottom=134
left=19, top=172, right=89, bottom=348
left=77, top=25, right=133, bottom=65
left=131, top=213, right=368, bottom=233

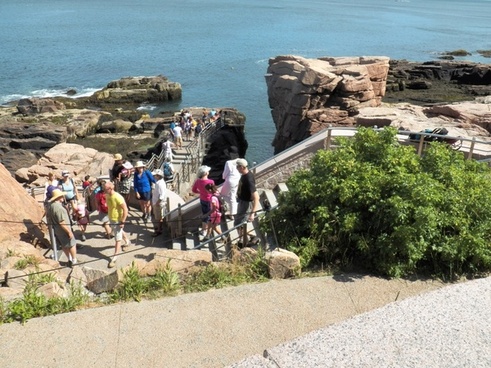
left=1, top=0, right=490, bottom=164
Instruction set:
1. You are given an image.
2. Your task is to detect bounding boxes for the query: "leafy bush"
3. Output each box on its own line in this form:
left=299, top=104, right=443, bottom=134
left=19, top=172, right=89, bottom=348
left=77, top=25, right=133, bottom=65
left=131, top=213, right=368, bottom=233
left=2, top=275, right=88, bottom=324
left=110, top=263, right=148, bottom=302
left=265, top=127, right=491, bottom=278
left=149, top=262, right=181, bottom=295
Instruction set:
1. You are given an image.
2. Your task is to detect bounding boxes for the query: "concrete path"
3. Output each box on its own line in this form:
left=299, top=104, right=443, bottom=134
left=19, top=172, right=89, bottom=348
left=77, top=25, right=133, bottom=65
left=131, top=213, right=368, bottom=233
left=0, top=272, right=451, bottom=367
left=231, top=276, right=491, bottom=368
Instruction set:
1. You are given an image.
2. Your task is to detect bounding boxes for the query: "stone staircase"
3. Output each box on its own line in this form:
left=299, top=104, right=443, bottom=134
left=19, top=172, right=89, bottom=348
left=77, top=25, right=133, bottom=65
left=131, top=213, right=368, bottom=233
left=162, top=182, right=290, bottom=260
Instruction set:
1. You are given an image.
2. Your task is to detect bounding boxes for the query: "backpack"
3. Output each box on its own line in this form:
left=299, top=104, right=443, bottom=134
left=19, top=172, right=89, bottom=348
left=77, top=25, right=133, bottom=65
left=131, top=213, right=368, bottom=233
left=214, top=194, right=228, bottom=216
left=163, top=163, right=173, bottom=178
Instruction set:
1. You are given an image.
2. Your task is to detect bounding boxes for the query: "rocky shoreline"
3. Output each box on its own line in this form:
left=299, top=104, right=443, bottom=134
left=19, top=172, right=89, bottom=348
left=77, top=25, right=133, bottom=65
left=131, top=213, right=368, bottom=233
left=267, top=57, right=491, bottom=153
left=1, top=58, right=491, bottom=184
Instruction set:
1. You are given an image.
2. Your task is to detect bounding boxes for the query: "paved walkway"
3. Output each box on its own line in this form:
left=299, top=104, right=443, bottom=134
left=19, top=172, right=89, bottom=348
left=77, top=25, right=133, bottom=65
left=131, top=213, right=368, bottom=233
left=1, top=270, right=455, bottom=367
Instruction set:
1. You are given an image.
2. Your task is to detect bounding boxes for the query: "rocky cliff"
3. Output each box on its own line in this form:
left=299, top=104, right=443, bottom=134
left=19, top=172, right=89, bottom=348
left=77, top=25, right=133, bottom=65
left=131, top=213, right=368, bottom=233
left=265, top=55, right=390, bottom=153
left=266, top=56, right=491, bottom=153
left=0, top=164, right=44, bottom=244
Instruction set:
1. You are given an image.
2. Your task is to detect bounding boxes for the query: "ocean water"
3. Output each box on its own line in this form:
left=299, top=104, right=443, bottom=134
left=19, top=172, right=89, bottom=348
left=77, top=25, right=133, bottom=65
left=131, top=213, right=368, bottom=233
left=1, top=0, right=491, bottom=164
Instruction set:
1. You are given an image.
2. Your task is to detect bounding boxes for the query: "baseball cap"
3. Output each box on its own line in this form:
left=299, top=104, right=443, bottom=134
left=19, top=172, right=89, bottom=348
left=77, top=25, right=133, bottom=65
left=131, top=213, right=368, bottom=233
left=236, top=158, right=248, bottom=168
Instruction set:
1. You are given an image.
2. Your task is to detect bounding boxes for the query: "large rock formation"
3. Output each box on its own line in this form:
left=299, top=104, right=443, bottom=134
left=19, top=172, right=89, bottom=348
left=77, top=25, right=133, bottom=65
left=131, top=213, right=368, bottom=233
left=267, top=56, right=491, bottom=153
left=91, top=75, right=182, bottom=104
left=17, top=97, right=66, bottom=115
left=15, top=143, right=115, bottom=186
left=0, top=104, right=109, bottom=175
left=385, top=60, right=491, bottom=104
left=0, top=164, right=44, bottom=244
left=0, top=74, right=183, bottom=177
left=266, top=55, right=390, bottom=153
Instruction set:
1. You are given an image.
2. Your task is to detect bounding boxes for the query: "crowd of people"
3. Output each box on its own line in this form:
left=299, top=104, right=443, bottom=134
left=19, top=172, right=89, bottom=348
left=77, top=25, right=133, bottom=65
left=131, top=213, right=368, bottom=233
left=191, top=154, right=259, bottom=245
left=43, top=108, right=257, bottom=269
left=43, top=154, right=167, bottom=269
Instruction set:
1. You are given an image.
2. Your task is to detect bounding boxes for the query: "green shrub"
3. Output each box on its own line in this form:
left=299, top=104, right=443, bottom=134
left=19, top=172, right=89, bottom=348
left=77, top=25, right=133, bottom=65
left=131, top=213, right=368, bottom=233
left=110, top=263, right=148, bottom=302
left=265, top=127, right=491, bottom=278
left=149, top=262, right=181, bottom=295
left=2, top=275, right=88, bottom=324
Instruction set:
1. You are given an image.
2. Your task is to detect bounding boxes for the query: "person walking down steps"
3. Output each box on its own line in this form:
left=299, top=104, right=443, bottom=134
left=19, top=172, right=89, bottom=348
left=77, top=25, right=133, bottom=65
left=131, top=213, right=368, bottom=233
left=104, top=182, right=130, bottom=268
left=151, top=169, right=167, bottom=237
left=192, top=165, right=215, bottom=239
left=133, top=161, right=156, bottom=223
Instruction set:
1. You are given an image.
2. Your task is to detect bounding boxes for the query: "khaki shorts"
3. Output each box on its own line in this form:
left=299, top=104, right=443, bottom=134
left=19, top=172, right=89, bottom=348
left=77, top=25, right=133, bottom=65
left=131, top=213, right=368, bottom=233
left=153, top=202, right=164, bottom=222
left=110, top=221, right=124, bottom=241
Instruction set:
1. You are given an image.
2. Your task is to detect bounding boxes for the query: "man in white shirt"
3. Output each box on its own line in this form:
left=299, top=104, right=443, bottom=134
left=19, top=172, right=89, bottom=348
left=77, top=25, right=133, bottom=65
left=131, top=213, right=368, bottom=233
left=221, top=146, right=241, bottom=219
left=151, top=169, right=167, bottom=237
left=161, top=138, right=175, bottom=162
left=172, top=125, right=183, bottom=149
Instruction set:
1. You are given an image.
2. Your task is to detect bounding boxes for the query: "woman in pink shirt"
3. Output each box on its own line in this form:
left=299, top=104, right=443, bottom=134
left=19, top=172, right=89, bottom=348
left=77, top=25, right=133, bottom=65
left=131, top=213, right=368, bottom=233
left=192, top=165, right=215, bottom=237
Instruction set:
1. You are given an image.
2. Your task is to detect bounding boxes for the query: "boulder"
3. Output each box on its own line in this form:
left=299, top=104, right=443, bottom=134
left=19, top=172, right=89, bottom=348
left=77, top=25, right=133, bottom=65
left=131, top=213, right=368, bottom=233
left=355, top=99, right=491, bottom=144
left=0, top=164, right=44, bottom=243
left=97, top=119, right=134, bottom=133
left=143, top=249, right=213, bottom=276
left=22, top=142, right=115, bottom=186
left=265, top=248, right=301, bottom=279
left=4, top=151, right=39, bottom=179
left=4, top=269, right=28, bottom=291
left=0, top=286, right=22, bottom=302
left=83, top=267, right=119, bottom=294
left=266, top=55, right=390, bottom=153
left=17, top=98, right=65, bottom=115
left=37, top=282, right=65, bottom=299
left=92, top=76, right=182, bottom=104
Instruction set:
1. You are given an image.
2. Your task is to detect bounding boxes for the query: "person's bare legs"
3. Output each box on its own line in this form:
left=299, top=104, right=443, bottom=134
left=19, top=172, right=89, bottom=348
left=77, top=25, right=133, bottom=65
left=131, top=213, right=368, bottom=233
left=103, top=222, right=112, bottom=238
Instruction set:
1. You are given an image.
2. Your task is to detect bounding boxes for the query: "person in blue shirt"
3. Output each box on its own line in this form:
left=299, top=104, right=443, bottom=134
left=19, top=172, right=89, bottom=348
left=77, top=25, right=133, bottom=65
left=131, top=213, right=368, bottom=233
left=133, top=161, right=156, bottom=223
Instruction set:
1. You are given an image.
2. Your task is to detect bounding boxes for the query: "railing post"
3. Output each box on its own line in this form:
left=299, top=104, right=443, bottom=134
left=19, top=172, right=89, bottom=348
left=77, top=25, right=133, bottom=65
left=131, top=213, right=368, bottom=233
left=46, top=219, right=58, bottom=261
left=467, top=137, right=476, bottom=160
left=417, top=135, right=425, bottom=157
left=209, top=239, right=218, bottom=262
left=177, top=204, right=183, bottom=237
left=241, top=224, right=248, bottom=247
left=325, top=126, right=333, bottom=150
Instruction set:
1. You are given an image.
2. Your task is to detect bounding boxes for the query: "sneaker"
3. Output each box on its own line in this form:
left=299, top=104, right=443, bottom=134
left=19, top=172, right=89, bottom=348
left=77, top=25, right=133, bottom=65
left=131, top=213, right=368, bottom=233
left=108, top=260, right=116, bottom=268
left=122, top=241, right=131, bottom=249
left=71, top=259, right=78, bottom=267
left=143, top=214, right=148, bottom=223
left=106, top=233, right=113, bottom=239
left=81, top=234, right=86, bottom=241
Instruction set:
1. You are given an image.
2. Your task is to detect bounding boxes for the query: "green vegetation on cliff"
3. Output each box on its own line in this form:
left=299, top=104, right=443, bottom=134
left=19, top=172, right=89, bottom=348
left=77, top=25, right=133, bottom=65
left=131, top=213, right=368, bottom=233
left=264, top=128, right=491, bottom=279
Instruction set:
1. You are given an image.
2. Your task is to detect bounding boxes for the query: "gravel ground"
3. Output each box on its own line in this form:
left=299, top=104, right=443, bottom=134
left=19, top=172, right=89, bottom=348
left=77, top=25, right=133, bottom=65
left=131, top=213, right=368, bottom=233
left=230, top=276, right=491, bottom=368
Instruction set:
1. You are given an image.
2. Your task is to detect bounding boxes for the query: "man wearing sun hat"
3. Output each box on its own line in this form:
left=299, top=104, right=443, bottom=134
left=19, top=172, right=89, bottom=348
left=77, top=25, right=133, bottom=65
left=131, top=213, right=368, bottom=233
left=110, top=153, right=124, bottom=184
left=47, top=189, right=78, bottom=267
left=133, top=160, right=156, bottom=223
